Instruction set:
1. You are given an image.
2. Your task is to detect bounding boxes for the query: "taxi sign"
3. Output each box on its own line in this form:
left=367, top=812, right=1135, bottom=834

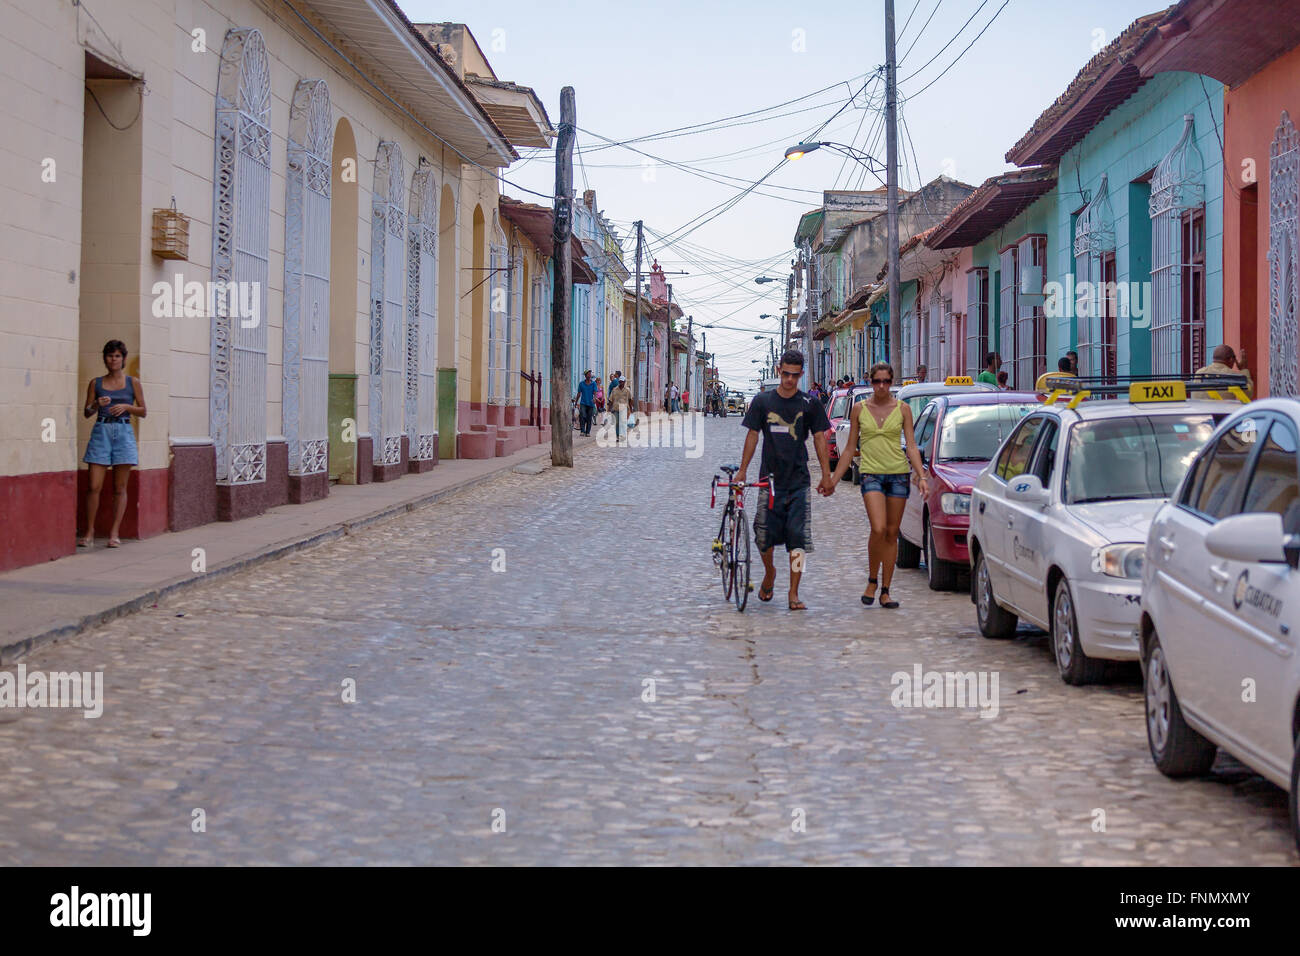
left=944, top=375, right=974, bottom=386
left=901, top=378, right=919, bottom=386
left=1129, top=380, right=1186, bottom=403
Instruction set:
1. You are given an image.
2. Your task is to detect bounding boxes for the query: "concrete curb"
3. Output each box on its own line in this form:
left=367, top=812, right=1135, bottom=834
left=1, top=439, right=589, bottom=664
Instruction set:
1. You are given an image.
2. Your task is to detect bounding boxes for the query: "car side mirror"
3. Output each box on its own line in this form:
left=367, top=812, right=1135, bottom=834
left=1006, top=474, right=1048, bottom=507
left=1205, top=512, right=1288, bottom=564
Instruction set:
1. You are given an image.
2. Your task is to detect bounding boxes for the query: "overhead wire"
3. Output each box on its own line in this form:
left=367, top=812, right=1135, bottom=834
left=899, top=0, right=1011, bottom=102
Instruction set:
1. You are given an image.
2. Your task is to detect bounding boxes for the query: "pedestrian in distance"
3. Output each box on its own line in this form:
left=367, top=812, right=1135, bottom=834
left=1066, top=350, right=1079, bottom=376
left=607, top=377, right=633, bottom=445
left=80, top=339, right=146, bottom=549
left=1035, top=355, right=1077, bottom=392
left=997, top=369, right=1010, bottom=389
left=736, top=349, right=834, bottom=612
left=1197, top=344, right=1254, bottom=398
left=682, top=387, right=690, bottom=413
left=576, top=370, right=598, bottom=436
left=828, top=361, right=928, bottom=610
left=663, top=381, right=672, bottom=413
left=915, top=364, right=928, bottom=383
left=977, top=352, right=1001, bottom=386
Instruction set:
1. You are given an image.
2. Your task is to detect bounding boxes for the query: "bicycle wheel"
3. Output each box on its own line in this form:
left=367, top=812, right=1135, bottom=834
left=720, top=504, right=735, bottom=601
left=732, top=508, right=751, bottom=612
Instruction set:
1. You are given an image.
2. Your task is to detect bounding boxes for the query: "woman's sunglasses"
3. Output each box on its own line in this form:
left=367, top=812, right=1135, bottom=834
left=871, top=377, right=892, bottom=385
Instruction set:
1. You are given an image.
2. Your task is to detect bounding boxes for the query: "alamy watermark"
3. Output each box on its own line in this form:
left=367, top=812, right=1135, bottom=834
left=595, top=410, right=703, bottom=458
left=0, top=664, right=103, bottom=718
left=890, top=663, right=999, bottom=719
left=151, top=275, right=261, bottom=327
left=1044, top=275, right=1150, bottom=328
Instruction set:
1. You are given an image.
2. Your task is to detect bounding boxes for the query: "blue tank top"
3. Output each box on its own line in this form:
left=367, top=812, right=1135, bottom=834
left=95, top=376, right=135, bottom=423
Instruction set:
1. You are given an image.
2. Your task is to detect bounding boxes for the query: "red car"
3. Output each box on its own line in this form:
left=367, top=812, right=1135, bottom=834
left=823, top=385, right=856, bottom=475
left=897, top=392, right=1040, bottom=591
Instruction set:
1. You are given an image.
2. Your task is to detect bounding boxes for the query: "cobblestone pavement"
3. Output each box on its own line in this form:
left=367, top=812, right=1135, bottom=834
left=0, top=416, right=1294, bottom=865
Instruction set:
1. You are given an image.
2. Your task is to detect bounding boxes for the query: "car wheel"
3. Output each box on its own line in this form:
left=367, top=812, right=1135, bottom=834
left=925, top=518, right=958, bottom=591
left=1144, top=628, right=1217, bottom=776
left=975, top=551, right=1017, bottom=638
left=1051, top=578, right=1107, bottom=685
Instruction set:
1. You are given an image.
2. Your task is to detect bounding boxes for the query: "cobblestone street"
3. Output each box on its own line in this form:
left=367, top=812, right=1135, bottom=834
left=0, top=416, right=1294, bottom=865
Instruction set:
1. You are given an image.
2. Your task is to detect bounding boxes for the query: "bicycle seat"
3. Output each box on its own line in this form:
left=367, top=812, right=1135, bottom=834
left=719, top=464, right=739, bottom=474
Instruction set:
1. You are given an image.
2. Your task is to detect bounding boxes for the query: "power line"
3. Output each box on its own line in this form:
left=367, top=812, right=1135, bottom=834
left=898, top=0, right=943, bottom=67
left=901, top=0, right=990, bottom=83
left=900, top=0, right=1011, bottom=101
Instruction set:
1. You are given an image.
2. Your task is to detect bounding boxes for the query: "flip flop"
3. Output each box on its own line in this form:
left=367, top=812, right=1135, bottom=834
left=107, top=537, right=121, bottom=548
left=77, top=536, right=93, bottom=548
left=788, top=597, right=807, bottom=611
left=758, top=582, right=775, bottom=602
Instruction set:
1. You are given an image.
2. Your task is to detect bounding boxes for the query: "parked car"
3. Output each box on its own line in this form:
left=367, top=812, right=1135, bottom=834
left=825, top=386, right=857, bottom=475
left=897, top=392, right=1039, bottom=590
left=968, top=377, right=1237, bottom=685
left=1140, top=397, right=1300, bottom=851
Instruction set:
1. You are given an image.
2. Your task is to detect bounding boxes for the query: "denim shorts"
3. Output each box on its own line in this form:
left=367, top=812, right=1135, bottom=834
left=861, top=472, right=910, bottom=499
left=83, top=420, right=138, bottom=466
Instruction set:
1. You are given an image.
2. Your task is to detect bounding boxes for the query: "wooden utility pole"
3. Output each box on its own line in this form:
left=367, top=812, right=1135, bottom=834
left=885, top=0, right=901, bottom=369
left=551, top=87, right=575, bottom=466
left=686, top=313, right=694, bottom=405
left=631, top=220, right=643, bottom=410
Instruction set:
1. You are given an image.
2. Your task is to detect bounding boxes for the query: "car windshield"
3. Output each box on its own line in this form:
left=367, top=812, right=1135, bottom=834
left=1064, top=414, right=1220, bottom=504
left=830, top=394, right=849, bottom=419
left=938, top=404, right=1037, bottom=461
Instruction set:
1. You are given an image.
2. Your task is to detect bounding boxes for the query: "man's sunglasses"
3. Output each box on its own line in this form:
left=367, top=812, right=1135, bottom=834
left=871, top=377, right=892, bottom=385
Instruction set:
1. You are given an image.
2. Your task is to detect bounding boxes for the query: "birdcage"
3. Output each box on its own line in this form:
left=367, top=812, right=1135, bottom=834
left=151, top=198, right=190, bottom=260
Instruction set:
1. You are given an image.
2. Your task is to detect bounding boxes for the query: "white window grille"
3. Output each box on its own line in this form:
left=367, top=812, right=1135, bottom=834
left=508, top=241, right=523, bottom=405
left=283, top=78, right=331, bottom=479
left=927, top=294, right=944, bottom=380
left=488, top=223, right=507, bottom=404
left=529, top=275, right=545, bottom=410
left=369, top=141, right=405, bottom=465
left=1015, top=235, right=1048, bottom=389
left=1150, top=114, right=1207, bottom=377
left=1269, top=110, right=1299, bottom=396
left=942, top=300, right=957, bottom=378
left=1075, top=175, right=1116, bottom=378
left=211, top=28, right=271, bottom=485
left=901, top=309, right=916, bottom=379
left=998, top=245, right=1017, bottom=384
left=855, top=328, right=866, bottom=381
left=405, top=163, right=438, bottom=461
left=966, top=267, right=989, bottom=376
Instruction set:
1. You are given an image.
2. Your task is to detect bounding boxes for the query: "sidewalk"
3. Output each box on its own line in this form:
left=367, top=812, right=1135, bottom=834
left=0, top=434, right=594, bottom=662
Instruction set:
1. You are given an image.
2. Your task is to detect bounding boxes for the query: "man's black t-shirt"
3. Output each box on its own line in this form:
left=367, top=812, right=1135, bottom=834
left=742, top=389, right=831, bottom=491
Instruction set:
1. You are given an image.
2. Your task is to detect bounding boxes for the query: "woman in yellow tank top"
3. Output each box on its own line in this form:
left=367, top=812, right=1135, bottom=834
left=828, top=362, right=928, bottom=608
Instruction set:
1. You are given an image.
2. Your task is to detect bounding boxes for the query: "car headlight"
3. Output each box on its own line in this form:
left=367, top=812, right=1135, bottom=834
left=940, top=492, right=971, bottom=515
left=1097, top=543, right=1145, bottom=579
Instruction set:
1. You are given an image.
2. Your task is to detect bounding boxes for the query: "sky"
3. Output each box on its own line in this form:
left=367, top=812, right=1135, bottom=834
left=401, top=0, right=1165, bottom=389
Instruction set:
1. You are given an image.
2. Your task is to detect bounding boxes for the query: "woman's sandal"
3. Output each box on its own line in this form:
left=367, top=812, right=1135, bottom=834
left=107, top=537, right=121, bottom=548
left=861, top=577, right=878, bottom=606
left=77, top=536, right=93, bottom=548
left=879, top=587, right=900, bottom=609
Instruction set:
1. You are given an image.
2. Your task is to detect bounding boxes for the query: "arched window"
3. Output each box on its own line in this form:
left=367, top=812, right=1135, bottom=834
left=1074, top=173, right=1116, bottom=378
left=1150, top=115, right=1206, bottom=377
left=370, top=141, right=405, bottom=465
left=1269, top=110, right=1298, bottom=397
left=406, top=162, right=438, bottom=460
left=211, top=27, right=271, bottom=485
left=283, top=78, right=332, bottom=479
left=488, top=218, right=507, bottom=405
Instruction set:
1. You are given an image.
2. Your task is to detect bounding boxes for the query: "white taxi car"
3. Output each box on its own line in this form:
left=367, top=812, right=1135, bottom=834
left=968, top=378, right=1240, bottom=685
left=1140, top=398, right=1300, bottom=849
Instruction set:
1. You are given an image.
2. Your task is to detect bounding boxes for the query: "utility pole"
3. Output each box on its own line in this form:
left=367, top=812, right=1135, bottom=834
left=664, top=283, right=673, bottom=404
left=686, top=313, right=695, bottom=407
left=631, top=220, right=643, bottom=411
left=885, top=0, right=901, bottom=368
left=551, top=87, right=575, bottom=467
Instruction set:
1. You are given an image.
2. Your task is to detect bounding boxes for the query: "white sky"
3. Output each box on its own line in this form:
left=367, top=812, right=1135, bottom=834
left=400, top=0, right=1162, bottom=388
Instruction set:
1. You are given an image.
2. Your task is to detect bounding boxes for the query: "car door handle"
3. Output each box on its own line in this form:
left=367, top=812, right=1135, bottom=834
left=1157, top=534, right=1176, bottom=554
left=1209, top=565, right=1231, bottom=585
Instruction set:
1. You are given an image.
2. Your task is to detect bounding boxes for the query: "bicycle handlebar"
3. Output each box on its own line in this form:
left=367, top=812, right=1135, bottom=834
left=711, top=473, right=775, bottom=509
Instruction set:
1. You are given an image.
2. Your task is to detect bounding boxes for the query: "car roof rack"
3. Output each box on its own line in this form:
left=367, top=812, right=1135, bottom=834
left=1040, top=373, right=1250, bottom=409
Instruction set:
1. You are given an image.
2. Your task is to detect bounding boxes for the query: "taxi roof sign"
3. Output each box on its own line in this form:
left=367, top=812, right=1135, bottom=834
left=944, top=375, right=974, bottom=386
left=1130, top=380, right=1186, bottom=403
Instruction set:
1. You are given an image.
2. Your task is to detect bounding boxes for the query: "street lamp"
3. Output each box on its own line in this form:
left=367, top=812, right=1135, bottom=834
left=784, top=141, right=886, bottom=184
left=754, top=275, right=781, bottom=285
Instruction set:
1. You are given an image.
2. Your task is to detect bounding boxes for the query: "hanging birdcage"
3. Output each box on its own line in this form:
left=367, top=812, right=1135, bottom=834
left=151, top=197, right=190, bottom=260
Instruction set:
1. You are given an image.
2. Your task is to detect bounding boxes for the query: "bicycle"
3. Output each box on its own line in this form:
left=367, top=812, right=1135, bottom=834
left=710, top=465, right=773, bottom=612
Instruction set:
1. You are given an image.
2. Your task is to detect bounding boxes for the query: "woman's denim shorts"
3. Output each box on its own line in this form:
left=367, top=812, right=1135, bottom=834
left=83, top=421, right=138, bottom=466
left=861, top=472, right=910, bottom=499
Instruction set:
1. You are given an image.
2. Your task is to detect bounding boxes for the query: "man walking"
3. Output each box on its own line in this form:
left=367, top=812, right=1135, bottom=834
left=576, top=369, right=598, bottom=436
left=1197, top=344, right=1254, bottom=398
left=607, top=375, right=633, bottom=445
left=737, top=349, right=834, bottom=612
